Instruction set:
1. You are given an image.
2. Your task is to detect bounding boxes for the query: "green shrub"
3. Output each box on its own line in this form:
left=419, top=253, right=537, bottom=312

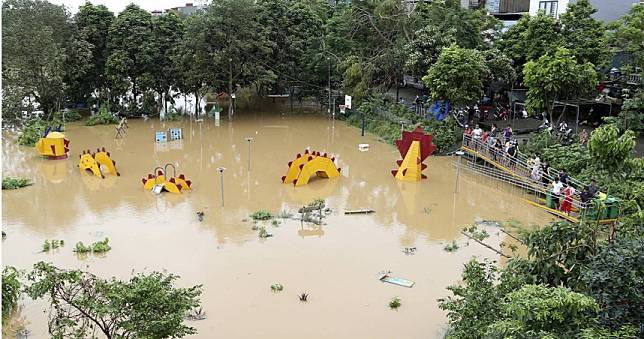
left=86, top=105, right=118, bottom=126
left=307, top=198, right=326, bottom=209
left=74, top=238, right=111, bottom=253
left=42, top=239, right=64, bottom=252
left=17, top=118, right=47, bottom=146
left=443, top=240, right=459, bottom=252
left=2, top=267, right=20, bottom=323
left=163, top=110, right=182, bottom=121
left=389, top=297, right=401, bottom=309
left=52, top=110, right=82, bottom=122
left=2, top=177, right=32, bottom=190
left=270, top=283, right=283, bottom=292
left=250, top=210, right=273, bottom=221
left=257, top=227, right=270, bottom=238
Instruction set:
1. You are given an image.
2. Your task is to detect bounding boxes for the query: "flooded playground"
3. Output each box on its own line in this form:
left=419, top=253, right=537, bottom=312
left=2, top=112, right=554, bottom=338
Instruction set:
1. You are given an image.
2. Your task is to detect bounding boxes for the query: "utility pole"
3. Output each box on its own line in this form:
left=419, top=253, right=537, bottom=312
left=228, top=58, right=233, bottom=119
left=244, top=137, right=254, bottom=171
left=454, top=151, right=464, bottom=193
left=217, top=167, right=226, bottom=207
left=327, top=57, right=331, bottom=115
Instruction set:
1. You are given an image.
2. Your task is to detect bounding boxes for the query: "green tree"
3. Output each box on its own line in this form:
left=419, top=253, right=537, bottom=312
left=2, top=267, right=21, bottom=324
left=201, top=0, right=274, bottom=117
left=486, top=285, right=600, bottom=338
left=523, top=48, right=597, bottom=122
left=106, top=4, right=155, bottom=107
left=604, top=91, right=644, bottom=133
left=439, top=259, right=503, bottom=338
left=257, top=0, right=323, bottom=97
left=588, top=123, right=636, bottom=172
left=405, top=0, right=500, bottom=77
left=67, top=3, right=114, bottom=105
left=609, top=3, right=644, bottom=69
left=2, top=0, right=71, bottom=118
left=498, top=12, right=563, bottom=76
left=151, top=12, right=185, bottom=114
left=27, top=262, right=202, bottom=339
left=560, top=0, right=609, bottom=69
left=422, top=46, right=488, bottom=106
left=582, top=237, right=644, bottom=330
left=482, top=48, right=516, bottom=91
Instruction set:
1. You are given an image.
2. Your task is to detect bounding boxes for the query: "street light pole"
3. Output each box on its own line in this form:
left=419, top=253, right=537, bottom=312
left=217, top=167, right=226, bottom=207
left=244, top=137, right=254, bottom=171
left=327, top=57, right=331, bottom=115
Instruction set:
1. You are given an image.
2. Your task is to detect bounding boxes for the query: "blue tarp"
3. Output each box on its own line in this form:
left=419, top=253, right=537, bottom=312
left=428, top=100, right=450, bottom=121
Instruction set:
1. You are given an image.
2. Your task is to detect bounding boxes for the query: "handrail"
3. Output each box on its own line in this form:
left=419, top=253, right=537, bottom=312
left=461, top=134, right=588, bottom=195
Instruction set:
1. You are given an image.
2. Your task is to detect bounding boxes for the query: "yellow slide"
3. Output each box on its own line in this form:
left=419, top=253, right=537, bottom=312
left=141, top=166, right=192, bottom=194
left=282, top=150, right=341, bottom=186
left=36, top=131, right=69, bottom=159
left=394, top=140, right=424, bottom=182
left=78, top=148, right=120, bottom=178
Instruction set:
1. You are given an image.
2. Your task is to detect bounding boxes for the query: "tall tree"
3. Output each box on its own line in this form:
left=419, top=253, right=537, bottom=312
left=422, top=46, right=488, bottom=107
left=201, top=0, right=274, bottom=117
left=67, top=3, right=114, bottom=104
left=405, top=0, right=500, bottom=78
left=151, top=12, right=185, bottom=114
left=2, top=0, right=71, bottom=117
left=523, top=48, right=597, bottom=123
left=105, top=4, right=155, bottom=107
left=257, top=0, right=323, bottom=97
left=498, top=12, right=563, bottom=78
left=608, top=3, right=644, bottom=70
left=560, top=0, right=608, bottom=69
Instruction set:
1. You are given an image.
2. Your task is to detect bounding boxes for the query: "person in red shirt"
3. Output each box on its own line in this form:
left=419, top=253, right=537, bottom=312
left=463, top=125, right=472, bottom=146
left=560, top=185, right=576, bottom=214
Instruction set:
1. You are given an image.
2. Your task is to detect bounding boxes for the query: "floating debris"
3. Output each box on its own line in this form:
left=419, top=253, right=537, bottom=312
left=344, top=209, right=375, bottom=215
left=196, top=211, right=204, bottom=222
left=402, top=247, right=417, bottom=255
left=298, top=293, right=309, bottom=302
left=186, top=307, right=207, bottom=320
left=377, top=271, right=415, bottom=288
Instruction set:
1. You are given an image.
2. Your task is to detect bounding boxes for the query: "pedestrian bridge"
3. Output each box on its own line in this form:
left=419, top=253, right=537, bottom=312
left=457, top=135, right=619, bottom=224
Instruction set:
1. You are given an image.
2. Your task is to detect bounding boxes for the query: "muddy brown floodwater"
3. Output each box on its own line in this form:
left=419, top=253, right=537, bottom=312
left=2, top=111, right=555, bottom=338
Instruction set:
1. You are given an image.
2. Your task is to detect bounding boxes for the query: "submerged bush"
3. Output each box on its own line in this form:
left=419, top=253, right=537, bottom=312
left=2, top=267, right=20, bottom=324
left=86, top=105, right=118, bottom=126
left=52, top=110, right=82, bottom=122
left=74, top=238, right=111, bottom=254
left=42, top=239, right=64, bottom=252
left=389, top=297, right=401, bottom=309
left=250, top=210, right=273, bottom=221
left=17, top=118, right=47, bottom=146
left=2, top=177, right=32, bottom=190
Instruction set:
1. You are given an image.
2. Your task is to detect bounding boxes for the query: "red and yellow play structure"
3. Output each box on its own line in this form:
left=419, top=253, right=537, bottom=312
left=78, top=148, right=120, bottom=178
left=142, top=164, right=192, bottom=194
left=282, top=149, right=341, bottom=186
left=36, top=131, right=70, bottom=159
left=391, top=126, right=436, bottom=181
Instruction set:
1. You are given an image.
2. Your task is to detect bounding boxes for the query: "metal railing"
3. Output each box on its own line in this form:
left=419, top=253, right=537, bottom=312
left=460, top=134, right=589, bottom=209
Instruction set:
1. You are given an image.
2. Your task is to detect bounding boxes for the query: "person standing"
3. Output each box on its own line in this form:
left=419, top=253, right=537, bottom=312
left=561, top=184, right=576, bottom=214
left=551, top=178, right=564, bottom=210
left=503, top=125, right=513, bottom=144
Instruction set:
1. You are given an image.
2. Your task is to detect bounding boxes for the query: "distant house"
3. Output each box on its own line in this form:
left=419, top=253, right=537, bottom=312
left=151, top=2, right=207, bottom=17
left=484, top=0, right=639, bottom=29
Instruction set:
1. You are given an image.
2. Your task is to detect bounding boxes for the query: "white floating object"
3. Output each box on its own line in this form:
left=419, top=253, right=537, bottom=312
left=358, top=143, right=370, bottom=151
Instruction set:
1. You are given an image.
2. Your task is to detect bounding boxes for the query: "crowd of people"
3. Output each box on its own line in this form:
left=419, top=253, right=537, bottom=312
left=463, top=124, right=601, bottom=216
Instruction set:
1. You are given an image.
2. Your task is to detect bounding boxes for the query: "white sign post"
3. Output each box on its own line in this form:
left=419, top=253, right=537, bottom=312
left=345, top=95, right=352, bottom=109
